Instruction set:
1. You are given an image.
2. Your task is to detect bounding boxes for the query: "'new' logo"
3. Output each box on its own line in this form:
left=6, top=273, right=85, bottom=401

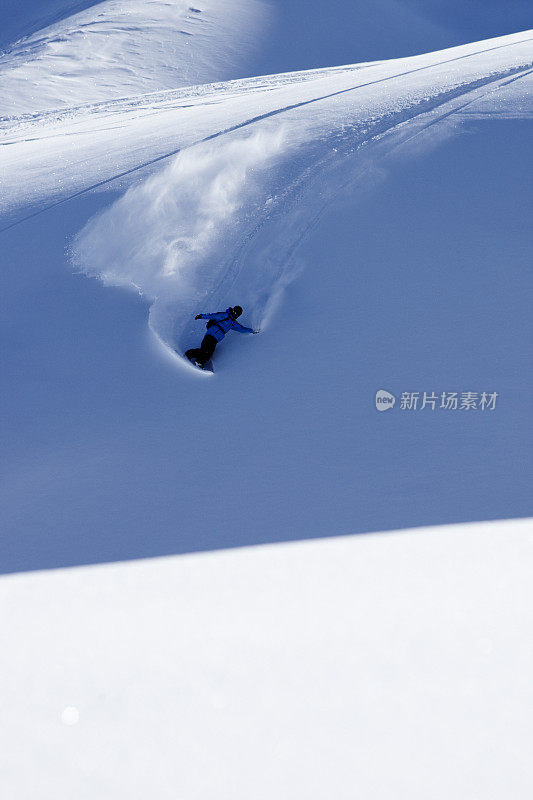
left=375, top=390, right=396, bottom=411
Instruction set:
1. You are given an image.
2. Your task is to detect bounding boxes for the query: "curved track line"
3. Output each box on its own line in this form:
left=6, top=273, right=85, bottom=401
left=196, top=64, right=533, bottom=332
left=1, top=36, right=532, bottom=236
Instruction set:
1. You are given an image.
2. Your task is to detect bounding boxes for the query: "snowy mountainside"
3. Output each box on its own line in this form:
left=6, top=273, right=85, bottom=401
left=0, top=5, right=531, bottom=565
left=3, top=33, right=532, bottom=218
left=0, top=1, right=100, bottom=49
left=0, top=0, right=271, bottom=115
left=1, top=28, right=531, bottom=363
left=1, top=3, right=532, bottom=796
left=64, top=31, right=532, bottom=357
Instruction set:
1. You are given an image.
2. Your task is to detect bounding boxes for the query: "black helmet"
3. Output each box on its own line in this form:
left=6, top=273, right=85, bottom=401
left=232, top=305, right=243, bottom=318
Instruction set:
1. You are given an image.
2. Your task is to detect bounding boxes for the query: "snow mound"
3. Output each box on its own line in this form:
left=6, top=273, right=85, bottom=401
left=2, top=518, right=533, bottom=798
left=0, top=0, right=271, bottom=117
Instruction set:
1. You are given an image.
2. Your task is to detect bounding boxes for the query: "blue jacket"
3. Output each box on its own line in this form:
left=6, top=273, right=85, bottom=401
left=198, top=309, right=254, bottom=342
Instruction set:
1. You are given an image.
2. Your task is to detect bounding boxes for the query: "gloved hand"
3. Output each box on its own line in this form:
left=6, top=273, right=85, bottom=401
left=195, top=314, right=201, bottom=320
left=253, top=329, right=260, bottom=334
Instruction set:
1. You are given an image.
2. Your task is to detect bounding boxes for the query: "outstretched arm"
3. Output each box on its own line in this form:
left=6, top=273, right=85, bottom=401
left=195, top=311, right=226, bottom=320
left=232, top=321, right=255, bottom=334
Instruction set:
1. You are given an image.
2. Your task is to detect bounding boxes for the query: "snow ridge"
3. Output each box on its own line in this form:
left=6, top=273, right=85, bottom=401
left=0, top=0, right=271, bottom=116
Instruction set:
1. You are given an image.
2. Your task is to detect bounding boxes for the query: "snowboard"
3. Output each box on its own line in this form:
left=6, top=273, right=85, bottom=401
left=185, top=352, right=214, bottom=372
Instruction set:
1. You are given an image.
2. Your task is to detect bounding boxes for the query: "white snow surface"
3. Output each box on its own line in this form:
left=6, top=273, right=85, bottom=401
left=1, top=28, right=532, bottom=354
left=1, top=6, right=532, bottom=795
left=2, top=518, right=533, bottom=799
left=0, top=0, right=271, bottom=115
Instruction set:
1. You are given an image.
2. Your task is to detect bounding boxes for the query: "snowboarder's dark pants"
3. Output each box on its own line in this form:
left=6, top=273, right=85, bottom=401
left=186, top=334, right=217, bottom=365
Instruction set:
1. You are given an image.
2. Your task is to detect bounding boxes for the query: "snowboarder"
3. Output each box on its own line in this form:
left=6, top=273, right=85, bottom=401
left=185, top=306, right=258, bottom=368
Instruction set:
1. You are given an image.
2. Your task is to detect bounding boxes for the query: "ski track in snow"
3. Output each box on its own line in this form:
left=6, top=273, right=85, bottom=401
left=1, top=26, right=532, bottom=360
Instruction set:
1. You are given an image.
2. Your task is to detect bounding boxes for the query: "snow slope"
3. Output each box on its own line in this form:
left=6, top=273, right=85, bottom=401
left=73, top=32, right=533, bottom=355
left=2, top=32, right=532, bottom=216
left=2, top=31, right=532, bottom=359
left=0, top=0, right=271, bottom=115
left=1, top=10, right=532, bottom=570
left=2, top=518, right=533, bottom=798
left=1, top=3, right=532, bottom=796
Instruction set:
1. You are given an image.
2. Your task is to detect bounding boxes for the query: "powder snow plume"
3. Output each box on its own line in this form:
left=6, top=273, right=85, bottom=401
left=71, top=127, right=288, bottom=350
